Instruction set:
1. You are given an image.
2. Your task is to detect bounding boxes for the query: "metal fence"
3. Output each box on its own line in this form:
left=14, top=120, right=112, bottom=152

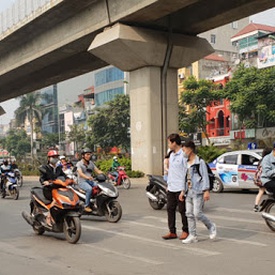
left=0, top=0, right=60, bottom=35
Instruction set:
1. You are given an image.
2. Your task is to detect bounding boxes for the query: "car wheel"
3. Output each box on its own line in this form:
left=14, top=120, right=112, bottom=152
left=212, top=178, right=223, bottom=193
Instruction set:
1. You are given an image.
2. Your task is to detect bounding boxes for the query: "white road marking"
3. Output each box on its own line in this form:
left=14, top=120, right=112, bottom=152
left=83, top=243, right=163, bottom=265
left=82, top=225, right=220, bottom=257
left=127, top=220, right=267, bottom=247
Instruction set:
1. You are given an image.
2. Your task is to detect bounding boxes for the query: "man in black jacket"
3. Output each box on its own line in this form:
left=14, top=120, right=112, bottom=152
left=39, top=149, right=68, bottom=226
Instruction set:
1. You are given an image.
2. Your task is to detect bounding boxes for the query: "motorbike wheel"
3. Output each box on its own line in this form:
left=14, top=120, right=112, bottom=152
left=105, top=200, right=122, bottom=223
left=148, top=187, right=166, bottom=210
left=211, top=178, right=223, bottom=193
left=148, top=198, right=165, bottom=210
left=63, top=216, right=81, bottom=244
left=1, top=189, right=6, bottom=198
left=264, top=201, right=275, bottom=232
left=33, top=222, right=45, bottom=235
left=17, top=176, right=23, bottom=187
left=11, top=187, right=19, bottom=200
left=122, top=178, right=131, bottom=189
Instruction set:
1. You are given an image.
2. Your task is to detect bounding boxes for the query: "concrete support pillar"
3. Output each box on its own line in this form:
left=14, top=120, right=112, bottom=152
left=129, top=66, right=178, bottom=174
left=88, top=23, right=214, bottom=174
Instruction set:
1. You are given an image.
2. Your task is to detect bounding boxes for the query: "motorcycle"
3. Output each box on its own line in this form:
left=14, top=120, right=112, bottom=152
left=107, top=166, right=131, bottom=189
left=0, top=171, right=19, bottom=200
left=21, top=172, right=82, bottom=244
left=260, top=191, right=275, bottom=232
left=63, top=166, right=77, bottom=182
left=14, top=168, right=23, bottom=187
left=145, top=174, right=167, bottom=210
left=70, top=174, right=122, bottom=223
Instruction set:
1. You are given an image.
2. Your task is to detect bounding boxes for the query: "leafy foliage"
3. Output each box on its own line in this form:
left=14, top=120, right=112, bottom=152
left=87, top=95, right=130, bottom=152
left=223, top=65, right=275, bottom=128
left=95, top=156, right=144, bottom=178
left=1, top=129, right=31, bottom=161
left=40, top=133, right=64, bottom=152
left=179, top=76, right=222, bottom=141
left=67, top=124, right=87, bottom=152
left=197, top=145, right=227, bottom=163
left=15, top=92, right=42, bottom=160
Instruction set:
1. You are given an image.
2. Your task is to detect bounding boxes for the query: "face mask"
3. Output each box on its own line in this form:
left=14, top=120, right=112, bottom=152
left=183, top=152, right=189, bottom=159
left=49, top=157, right=59, bottom=165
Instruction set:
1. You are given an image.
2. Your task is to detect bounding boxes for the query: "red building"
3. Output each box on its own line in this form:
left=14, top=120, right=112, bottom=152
left=206, top=74, right=231, bottom=138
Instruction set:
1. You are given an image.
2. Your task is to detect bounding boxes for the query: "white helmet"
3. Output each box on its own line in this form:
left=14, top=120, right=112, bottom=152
left=113, top=156, right=118, bottom=160
left=60, top=155, right=66, bottom=160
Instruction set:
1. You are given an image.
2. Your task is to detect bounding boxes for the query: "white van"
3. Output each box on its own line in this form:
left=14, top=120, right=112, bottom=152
left=209, top=150, right=263, bottom=192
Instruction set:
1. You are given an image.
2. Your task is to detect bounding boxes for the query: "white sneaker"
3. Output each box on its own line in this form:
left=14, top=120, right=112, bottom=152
left=182, top=234, right=198, bottom=244
left=209, top=223, right=217, bottom=240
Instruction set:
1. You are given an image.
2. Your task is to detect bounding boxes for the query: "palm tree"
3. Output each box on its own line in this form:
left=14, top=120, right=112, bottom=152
left=15, top=92, right=42, bottom=161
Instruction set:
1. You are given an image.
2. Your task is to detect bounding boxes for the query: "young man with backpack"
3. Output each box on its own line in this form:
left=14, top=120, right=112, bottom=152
left=181, top=140, right=217, bottom=244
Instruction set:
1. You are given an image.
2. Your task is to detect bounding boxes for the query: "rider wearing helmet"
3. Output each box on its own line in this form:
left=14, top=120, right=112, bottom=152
left=39, top=150, right=69, bottom=227
left=111, top=156, right=121, bottom=184
left=76, top=147, right=104, bottom=213
left=59, top=155, right=67, bottom=170
left=0, top=159, right=11, bottom=191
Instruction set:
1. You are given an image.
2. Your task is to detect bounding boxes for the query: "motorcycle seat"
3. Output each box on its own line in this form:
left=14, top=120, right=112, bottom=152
left=31, top=187, right=52, bottom=205
left=150, top=175, right=167, bottom=186
left=73, top=184, right=86, bottom=194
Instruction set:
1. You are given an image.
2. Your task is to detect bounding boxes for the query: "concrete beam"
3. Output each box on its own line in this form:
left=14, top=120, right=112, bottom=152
left=88, top=23, right=214, bottom=71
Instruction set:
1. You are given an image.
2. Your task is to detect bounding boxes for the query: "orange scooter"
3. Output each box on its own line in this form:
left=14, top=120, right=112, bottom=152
left=22, top=174, right=82, bottom=244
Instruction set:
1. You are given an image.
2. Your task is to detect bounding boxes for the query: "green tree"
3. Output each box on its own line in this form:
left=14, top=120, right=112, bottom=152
left=87, top=94, right=130, bottom=152
left=4, top=129, right=31, bottom=161
left=224, top=65, right=275, bottom=129
left=40, top=133, right=63, bottom=152
left=15, top=92, right=42, bottom=161
left=179, top=76, right=222, bottom=143
left=67, top=124, right=87, bottom=153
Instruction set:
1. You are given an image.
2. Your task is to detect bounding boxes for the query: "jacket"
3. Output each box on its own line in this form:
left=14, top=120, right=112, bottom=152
left=260, top=151, right=275, bottom=185
left=39, top=164, right=68, bottom=184
left=187, top=156, right=209, bottom=194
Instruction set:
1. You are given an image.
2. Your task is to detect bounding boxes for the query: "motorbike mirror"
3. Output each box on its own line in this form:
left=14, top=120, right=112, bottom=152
left=72, top=166, right=77, bottom=173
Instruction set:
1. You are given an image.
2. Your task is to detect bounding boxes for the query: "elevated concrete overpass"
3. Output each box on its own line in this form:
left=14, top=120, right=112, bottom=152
left=0, top=0, right=274, bottom=174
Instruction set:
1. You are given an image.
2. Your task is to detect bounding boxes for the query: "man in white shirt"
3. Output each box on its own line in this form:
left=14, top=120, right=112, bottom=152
left=162, top=133, right=189, bottom=241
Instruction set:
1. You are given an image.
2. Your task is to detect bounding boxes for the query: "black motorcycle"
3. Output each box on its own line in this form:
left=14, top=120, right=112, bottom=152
left=145, top=174, right=167, bottom=210
left=260, top=191, right=275, bottom=232
left=70, top=174, right=122, bottom=223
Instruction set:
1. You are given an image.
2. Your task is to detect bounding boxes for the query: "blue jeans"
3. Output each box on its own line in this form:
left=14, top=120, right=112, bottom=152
left=113, top=171, right=119, bottom=182
left=186, top=189, right=213, bottom=236
left=79, top=180, right=97, bottom=207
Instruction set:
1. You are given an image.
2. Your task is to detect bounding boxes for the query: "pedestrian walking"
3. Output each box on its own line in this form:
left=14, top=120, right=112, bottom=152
left=162, top=133, right=189, bottom=241
left=181, top=140, right=217, bottom=244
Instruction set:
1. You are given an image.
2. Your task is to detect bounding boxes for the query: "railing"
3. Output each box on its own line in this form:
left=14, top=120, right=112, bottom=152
left=0, top=0, right=62, bottom=38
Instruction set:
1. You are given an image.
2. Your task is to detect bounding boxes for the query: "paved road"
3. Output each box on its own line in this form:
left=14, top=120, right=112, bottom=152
left=0, top=176, right=274, bottom=275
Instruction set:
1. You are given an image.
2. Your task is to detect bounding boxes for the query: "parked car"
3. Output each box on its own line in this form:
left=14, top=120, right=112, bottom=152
left=209, top=149, right=263, bottom=193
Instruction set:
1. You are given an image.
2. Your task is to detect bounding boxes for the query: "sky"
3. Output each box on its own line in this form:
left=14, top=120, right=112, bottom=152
left=0, top=2, right=274, bottom=124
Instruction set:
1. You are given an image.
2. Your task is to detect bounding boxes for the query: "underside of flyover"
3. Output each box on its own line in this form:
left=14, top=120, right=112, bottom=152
left=0, top=0, right=274, bottom=174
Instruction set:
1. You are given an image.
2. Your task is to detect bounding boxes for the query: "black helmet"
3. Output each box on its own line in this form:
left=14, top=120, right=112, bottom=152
left=81, top=147, right=92, bottom=155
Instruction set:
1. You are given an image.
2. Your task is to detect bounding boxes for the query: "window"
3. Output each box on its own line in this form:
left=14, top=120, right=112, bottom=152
left=210, top=34, right=216, bottom=44
left=241, top=154, right=258, bottom=166
left=231, top=21, right=238, bottom=29
left=219, top=154, right=237, bottom=164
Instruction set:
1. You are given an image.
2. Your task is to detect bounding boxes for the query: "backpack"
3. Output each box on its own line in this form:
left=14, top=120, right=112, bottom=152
left=193, top=157, right=215, bottom=191
left=253, top=160, right=263, bottom=187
